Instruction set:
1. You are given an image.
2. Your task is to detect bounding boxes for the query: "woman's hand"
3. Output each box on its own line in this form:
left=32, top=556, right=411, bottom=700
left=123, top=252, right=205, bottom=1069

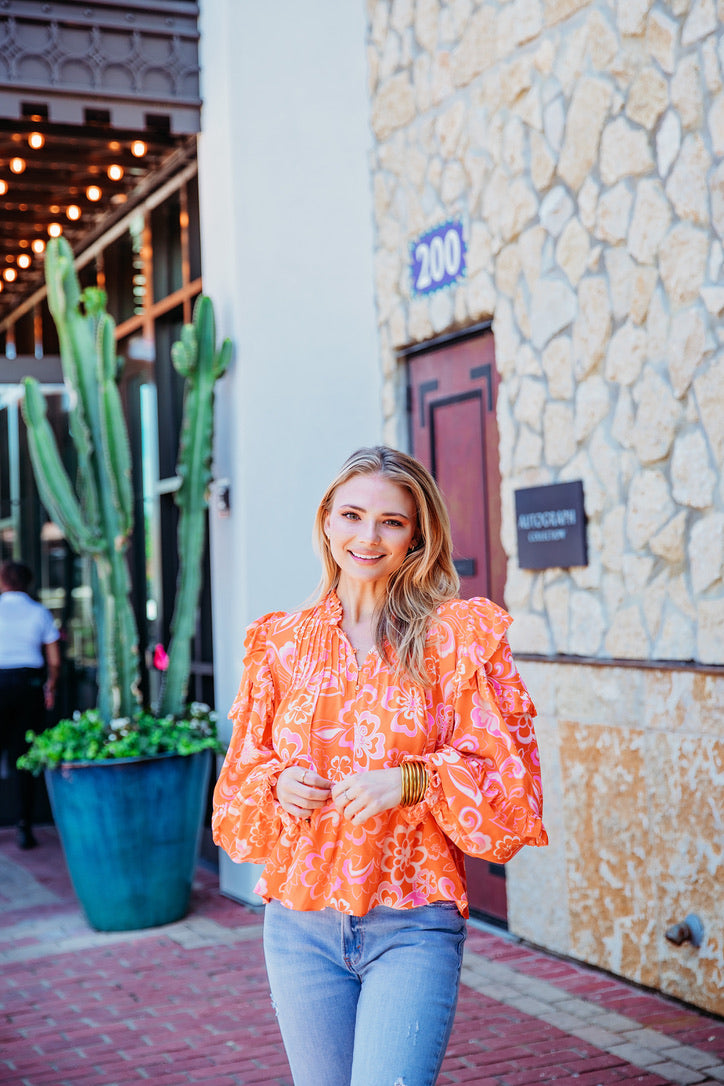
left=332, top=769, right=403, bottom=825
left=275, top=766, right=332, bottom=819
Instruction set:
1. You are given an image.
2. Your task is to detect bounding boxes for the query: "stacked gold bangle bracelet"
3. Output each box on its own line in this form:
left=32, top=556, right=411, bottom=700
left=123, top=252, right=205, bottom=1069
left=400, top=760, right=428, bottom=806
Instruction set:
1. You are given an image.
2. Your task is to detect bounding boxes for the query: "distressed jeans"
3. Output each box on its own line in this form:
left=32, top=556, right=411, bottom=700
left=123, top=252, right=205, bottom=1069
left=263, top=899, right=466, bottom=1086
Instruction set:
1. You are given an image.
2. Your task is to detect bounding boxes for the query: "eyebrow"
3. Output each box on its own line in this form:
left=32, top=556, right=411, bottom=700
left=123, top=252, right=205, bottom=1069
left=340, top=504, right=412, bottom=519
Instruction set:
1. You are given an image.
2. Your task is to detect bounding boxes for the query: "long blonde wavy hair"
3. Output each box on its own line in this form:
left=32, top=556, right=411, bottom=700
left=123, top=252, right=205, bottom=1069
left=312, top=446, right=460, bottom=683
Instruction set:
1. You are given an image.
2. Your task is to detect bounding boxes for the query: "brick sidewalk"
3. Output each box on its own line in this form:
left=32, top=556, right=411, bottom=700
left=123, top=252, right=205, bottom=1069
left=1, top=826, right=722, bottom=1086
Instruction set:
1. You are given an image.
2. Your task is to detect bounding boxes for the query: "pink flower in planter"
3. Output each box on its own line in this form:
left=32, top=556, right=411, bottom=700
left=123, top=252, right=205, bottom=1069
left=153, top=643, right=169, bottom=671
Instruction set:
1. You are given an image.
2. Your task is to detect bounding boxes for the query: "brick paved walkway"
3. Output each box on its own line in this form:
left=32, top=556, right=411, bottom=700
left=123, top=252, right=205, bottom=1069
left=1, top=826, right=722, bottom=1086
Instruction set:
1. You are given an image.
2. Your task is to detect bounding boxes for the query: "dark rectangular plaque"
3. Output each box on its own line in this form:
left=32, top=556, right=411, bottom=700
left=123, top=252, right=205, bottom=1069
left=515, top=481, right=587, bottom=570
left=453, top=557, right=476, bottom=578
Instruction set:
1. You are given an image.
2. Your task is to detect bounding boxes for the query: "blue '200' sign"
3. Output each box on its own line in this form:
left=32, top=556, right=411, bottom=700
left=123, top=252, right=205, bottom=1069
left=410, top=220, right=466, bottom=296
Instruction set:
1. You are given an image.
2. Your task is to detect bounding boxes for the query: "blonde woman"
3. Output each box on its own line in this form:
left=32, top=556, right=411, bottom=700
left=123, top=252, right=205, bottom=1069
left=213, top=446, right=547, bottom=1086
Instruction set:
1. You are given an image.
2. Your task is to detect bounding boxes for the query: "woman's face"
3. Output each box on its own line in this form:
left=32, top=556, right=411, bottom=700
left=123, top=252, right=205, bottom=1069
left=324, top=473, right=418, bottom=591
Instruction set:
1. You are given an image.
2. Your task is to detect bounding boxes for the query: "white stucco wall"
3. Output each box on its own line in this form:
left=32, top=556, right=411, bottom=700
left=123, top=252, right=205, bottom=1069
left=197, top=0, right=381, bottom=739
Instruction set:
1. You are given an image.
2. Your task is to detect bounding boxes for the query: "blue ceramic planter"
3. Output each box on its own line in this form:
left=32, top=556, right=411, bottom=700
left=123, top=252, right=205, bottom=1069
left=45, top=749, right=212, bottom=932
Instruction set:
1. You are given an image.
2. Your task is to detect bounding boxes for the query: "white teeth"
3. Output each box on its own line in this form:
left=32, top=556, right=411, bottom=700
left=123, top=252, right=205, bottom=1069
left=351, top=552, right=383, bottom=559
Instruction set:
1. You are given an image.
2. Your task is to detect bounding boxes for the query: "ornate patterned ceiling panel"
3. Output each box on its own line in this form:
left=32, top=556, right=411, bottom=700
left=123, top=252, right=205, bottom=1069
left=0, top=1, right=201, bottom=132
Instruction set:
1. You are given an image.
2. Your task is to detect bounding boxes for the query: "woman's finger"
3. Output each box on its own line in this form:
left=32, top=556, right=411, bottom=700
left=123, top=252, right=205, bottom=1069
left=277, top=765, right=331, bottom=816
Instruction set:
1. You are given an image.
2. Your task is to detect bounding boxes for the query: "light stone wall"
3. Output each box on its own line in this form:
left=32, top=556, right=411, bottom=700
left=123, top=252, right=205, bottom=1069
left=365, top=0, right=724, bottom=1011
left=507, top=658, right=724, bottom=1016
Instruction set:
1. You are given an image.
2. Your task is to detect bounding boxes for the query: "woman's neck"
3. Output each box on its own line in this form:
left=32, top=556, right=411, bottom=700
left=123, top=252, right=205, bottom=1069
left=335, top=576, right=385, bottom=624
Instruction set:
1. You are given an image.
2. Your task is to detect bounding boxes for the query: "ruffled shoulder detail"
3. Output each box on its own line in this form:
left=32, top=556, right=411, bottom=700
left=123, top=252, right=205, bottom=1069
left=433, top=597, right=534, bottom=716
left=242, top=610, right=288, bottom=661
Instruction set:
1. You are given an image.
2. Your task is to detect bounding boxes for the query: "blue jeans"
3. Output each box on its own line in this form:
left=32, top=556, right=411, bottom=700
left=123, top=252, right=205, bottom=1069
left=263, top=899, right=466, bottom=1086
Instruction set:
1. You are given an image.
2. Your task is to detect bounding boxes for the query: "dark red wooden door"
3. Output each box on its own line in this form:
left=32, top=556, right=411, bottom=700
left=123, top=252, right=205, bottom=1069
left=409, top=331, right=508, bottom=924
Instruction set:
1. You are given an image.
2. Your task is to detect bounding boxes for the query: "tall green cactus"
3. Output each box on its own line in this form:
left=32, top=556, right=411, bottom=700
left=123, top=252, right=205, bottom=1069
left=22, top=236, right=140, bottom=722
left=158, top=296, right=231, bottom=717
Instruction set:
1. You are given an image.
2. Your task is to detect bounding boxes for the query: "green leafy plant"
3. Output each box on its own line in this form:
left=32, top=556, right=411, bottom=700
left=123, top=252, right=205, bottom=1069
left=18, top=703, right=222, bottom=775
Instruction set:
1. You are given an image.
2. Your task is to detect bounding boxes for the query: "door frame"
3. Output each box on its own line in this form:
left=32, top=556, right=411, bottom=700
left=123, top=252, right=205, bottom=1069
left=401, top=321, right=511, bottom=926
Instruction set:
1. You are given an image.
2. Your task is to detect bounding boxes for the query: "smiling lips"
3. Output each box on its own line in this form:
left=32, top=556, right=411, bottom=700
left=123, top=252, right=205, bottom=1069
left=350, top=551, right=385, bottom=562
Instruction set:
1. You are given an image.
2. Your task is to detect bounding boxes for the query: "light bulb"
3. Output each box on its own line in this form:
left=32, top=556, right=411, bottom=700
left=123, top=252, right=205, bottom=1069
left=9, top=157, right=26, bottom=174
left=131, top=140, right=147, bottom=157
left=66, top=204, right=81, bottom=221
left=3, top=267, right=17, bottom=282
left=107, top=163, right=124, bottom=181
left=86, top=185, right=102, bottom=201
left=17, top=253, right=31, bottom=269
left=32, top=238, right=45, bottom=254
left=28, top=132, right=45, bottom=150
left=48, top=223, right=62, bottom=237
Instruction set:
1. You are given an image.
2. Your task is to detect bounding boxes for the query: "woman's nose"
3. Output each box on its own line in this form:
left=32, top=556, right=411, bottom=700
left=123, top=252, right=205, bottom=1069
left=360, top=519, right=381, bottom=543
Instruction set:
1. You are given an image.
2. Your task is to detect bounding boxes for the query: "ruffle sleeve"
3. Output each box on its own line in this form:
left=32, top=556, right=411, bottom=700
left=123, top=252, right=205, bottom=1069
left=401, top=598, right=548, bottom=864
left=212, top=611, right=298, bottom=863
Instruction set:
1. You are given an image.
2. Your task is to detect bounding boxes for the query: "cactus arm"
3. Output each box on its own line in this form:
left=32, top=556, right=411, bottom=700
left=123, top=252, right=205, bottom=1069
left=159, top=296, right=231, bottom=717
left=90, top=560, right=118, bottom=723
left=214, top=338, right=232, bottom=381
left=98, top=315, right=133, bottom=540
left=22, top=378, right=102, bottom=555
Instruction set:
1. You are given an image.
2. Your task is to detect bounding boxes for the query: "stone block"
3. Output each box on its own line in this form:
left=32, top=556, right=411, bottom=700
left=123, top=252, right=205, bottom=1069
left=572, top=276, right=612, bottom=377
left=558, top=77, right=613, bottom=192
left=543, top=401, right=576, bottom=465
left=371, top=73, right=416, bottom=141
left=530, top=277, right=577, bottom=350
left=666, top=133, right=712, bottom=226
left=450, top=5, right=497, bottom=87
left=671, top=54, right=704, bottom=130
left=626, top=469, right=675, bottom=550
left=671, top=430, right=716, bottom=509
left=600, top=116, right=654, bottom=186
left=667, top=304, right=711, bottom=398
left=596, top=182, right=634, bottom=245
left=657, top=110, right=682, bottom=178
left=693, top=356, right=724, bottom=463
left=660, top=223, right=708, bottom=309
left=646, top=9, right=679, bottom=74
left=628, top=179, right=671, bottom=265
left=543, top=0, right=590, bottom=25
left=631, top=368, right=681, bottom=463
left=626, top=66, right=669, bottom=130
left=681, top=0, right=717, bottom=46
left=689, top=513, right=724, bottom=594
left=649, top=511, right=687, bottom=563
left=542, top=335, right=574, bottom=399
left=605, top=321, right=647, bottom=386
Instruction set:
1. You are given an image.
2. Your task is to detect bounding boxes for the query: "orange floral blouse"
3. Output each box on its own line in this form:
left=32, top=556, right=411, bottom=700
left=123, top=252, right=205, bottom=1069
left=212, top=591, right=547, bottom=917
